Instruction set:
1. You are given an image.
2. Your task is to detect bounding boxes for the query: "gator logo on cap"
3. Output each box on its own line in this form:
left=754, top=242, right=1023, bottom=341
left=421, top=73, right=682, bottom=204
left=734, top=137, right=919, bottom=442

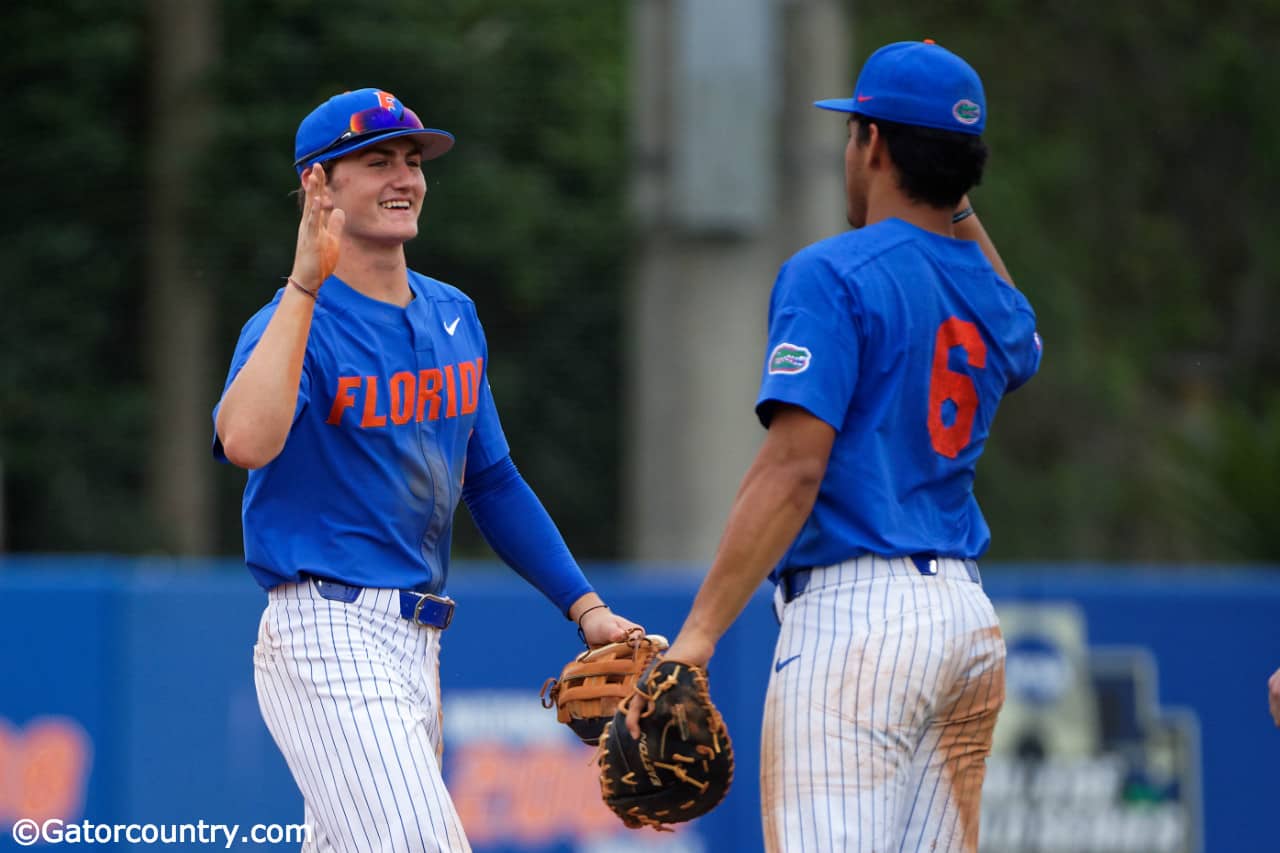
left=953, top=99, right=981, bottom=125
left=768, top=343, right=812, bottom=375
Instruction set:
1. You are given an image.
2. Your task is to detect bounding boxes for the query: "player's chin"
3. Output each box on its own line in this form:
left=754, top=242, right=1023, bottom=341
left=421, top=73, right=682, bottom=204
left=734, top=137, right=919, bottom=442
left=375, top=220, right=419, bottom=242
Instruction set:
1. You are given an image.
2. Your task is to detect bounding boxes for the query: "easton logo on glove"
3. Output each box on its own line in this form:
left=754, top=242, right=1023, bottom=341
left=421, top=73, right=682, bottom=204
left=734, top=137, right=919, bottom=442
left=597, top=659, right=734, bottom=831
left=541, top=633, right=669, bottom=746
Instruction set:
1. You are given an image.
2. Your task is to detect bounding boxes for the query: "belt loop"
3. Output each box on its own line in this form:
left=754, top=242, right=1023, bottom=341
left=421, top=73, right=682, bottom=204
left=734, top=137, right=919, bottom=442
left=909, top=554, right=938, bottom=576
left=783, top=568, right=812, bottom=604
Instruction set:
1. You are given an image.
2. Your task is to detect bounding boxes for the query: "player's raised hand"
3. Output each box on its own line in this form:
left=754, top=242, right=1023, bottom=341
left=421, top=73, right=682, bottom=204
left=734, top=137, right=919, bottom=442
left=291, top=165, right=345, bottom=292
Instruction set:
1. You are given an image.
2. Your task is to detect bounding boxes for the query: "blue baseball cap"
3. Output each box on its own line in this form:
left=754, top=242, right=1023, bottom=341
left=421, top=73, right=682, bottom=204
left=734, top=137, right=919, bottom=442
left=815, top=40, right=986, bottom=135
left=293, top=88, right=454, bottom=175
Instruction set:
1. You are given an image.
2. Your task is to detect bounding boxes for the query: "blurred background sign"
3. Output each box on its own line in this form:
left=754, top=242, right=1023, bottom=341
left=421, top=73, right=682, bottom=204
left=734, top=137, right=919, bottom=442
left=1, top=559, right=1277, bottom=853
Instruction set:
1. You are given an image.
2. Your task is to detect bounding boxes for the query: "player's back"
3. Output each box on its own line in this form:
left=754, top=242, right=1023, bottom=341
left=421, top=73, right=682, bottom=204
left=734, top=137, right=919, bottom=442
left=760, top=217, right=1041, bottom=567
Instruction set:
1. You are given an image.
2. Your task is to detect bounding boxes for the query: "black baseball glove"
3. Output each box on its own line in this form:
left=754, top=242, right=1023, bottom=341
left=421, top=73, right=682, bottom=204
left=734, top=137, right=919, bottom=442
left=596, top=659, right=734, bottom=830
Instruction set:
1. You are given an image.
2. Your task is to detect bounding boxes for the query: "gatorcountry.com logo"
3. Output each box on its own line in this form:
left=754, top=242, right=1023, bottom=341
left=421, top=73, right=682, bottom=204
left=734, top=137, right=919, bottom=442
left=952, top=99, right=981, bottom=125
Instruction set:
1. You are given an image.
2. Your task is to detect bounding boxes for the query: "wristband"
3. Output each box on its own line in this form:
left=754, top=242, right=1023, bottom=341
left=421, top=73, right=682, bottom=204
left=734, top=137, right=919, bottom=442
left=951, top=206, right=975, bottom=224
left=576, top=604, right=610, bottom=644
left=285, top=276, right=318, bottom=300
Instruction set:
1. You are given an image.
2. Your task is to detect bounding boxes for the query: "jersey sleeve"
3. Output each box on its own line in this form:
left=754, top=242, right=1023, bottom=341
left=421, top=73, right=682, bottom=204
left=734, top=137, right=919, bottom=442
left=1005, top=302, right=1043, bottom=393
left=210, top=296, right=313, bottom=462
left=755, top=253, right=861, bottom=429
left=464, top=325, right=511, bottom=474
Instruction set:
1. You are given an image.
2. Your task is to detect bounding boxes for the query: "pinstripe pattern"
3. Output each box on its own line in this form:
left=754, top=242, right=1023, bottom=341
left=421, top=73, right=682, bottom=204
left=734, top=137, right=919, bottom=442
left=761, top=556, right=1005, bottom=853
left=254, top=581, right=471, bottom=852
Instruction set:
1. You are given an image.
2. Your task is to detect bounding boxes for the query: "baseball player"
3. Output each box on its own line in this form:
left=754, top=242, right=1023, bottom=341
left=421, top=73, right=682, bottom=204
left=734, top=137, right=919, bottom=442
left=1270, top=666, right=1280, bottom=726
left=628, top=41, right=1041, bottom=851
left=212, top=88, right=641, bottom=853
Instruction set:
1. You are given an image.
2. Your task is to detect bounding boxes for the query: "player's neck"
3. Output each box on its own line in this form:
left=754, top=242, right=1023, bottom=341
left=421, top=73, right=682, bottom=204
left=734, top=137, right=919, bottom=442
left=863, top=182, right=955, bottom=237
left=333, top=245, right=414, bottom=307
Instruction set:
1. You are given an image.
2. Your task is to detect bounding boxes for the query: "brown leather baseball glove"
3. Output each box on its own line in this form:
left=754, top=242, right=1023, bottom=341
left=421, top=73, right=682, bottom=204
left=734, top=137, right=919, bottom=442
left=597, top=659, right=734, bottom=830
left=540, top=633, right=669, bottom=746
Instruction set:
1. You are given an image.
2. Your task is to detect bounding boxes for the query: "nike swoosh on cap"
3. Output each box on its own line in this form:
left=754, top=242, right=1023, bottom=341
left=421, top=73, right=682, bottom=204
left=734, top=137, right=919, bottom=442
left=856, top=94, right=874, bottom=102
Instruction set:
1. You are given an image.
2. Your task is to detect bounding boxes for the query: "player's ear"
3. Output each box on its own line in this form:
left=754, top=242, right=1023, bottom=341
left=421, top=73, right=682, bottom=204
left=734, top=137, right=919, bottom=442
left=864, top=122, right=889, bottom=170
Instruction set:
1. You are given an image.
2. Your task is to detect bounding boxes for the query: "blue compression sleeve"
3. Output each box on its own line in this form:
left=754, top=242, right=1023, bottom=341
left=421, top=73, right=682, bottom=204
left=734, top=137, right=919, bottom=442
left=461, top=455, right=593, bottom=616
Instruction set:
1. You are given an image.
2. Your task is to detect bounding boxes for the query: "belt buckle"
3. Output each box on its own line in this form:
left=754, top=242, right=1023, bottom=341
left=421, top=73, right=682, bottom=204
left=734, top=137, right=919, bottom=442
left=413, top=592, right=455, bottom=629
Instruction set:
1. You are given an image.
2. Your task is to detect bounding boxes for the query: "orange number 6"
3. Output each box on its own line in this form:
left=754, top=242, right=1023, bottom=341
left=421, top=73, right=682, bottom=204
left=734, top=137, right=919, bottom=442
left=928, top=317, right=986, bottom=458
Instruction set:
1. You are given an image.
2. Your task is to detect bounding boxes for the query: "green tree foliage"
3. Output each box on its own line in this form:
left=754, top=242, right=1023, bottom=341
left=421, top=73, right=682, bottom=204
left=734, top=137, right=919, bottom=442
left=3, top=0, right=627, bottom=556
left=199, top=0, right=628, bottom=557
left=2, top=1, right=1277, bottom=561
left=856, top=2, right=1280, bottom=560
left=1, top=0, right=152, bottom=550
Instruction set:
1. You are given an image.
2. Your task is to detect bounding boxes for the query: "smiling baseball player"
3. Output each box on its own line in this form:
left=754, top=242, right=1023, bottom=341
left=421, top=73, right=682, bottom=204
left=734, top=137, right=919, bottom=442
left=630, top=41, right=1042, bottom=851
left=212, top=88, right=640, bottom=852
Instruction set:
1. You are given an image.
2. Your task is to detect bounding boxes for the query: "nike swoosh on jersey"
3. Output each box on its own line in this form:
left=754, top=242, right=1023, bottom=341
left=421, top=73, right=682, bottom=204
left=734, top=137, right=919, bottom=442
left=444, top=317, right=461, bottom=336
left=774, top=654, right=801, bottom=673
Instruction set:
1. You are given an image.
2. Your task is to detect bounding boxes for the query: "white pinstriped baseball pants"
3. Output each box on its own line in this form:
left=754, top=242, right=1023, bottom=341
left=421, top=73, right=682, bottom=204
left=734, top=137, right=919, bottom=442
left=762, top=555, right=1005, bottom=853
left=253, top=581, right=471, bottom=853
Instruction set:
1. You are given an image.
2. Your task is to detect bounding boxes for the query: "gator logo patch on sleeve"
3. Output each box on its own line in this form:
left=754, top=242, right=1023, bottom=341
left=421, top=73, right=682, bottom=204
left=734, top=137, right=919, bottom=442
left=768, top=342, right=812, bottom=375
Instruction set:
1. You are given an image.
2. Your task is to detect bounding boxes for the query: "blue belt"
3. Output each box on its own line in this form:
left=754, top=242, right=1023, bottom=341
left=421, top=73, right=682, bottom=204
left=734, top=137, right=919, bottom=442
left=781, top=554, right=980, bottom=604
left=306, top=575, right=455, bottom=630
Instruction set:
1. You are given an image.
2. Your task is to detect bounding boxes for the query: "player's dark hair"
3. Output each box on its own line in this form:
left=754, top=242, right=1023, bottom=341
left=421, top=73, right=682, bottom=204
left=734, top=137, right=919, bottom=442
left=852, top=114, right=987, bottom=208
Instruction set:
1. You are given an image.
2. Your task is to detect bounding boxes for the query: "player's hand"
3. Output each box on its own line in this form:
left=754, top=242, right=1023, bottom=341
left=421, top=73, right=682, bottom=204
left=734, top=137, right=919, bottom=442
left=625, top=632, right=715, bottom=739
left=291, top=165, right=345, bottom=292
left=1269, top=666, right=1280, bottom=727
left=579, top=607, right=643, bottom=648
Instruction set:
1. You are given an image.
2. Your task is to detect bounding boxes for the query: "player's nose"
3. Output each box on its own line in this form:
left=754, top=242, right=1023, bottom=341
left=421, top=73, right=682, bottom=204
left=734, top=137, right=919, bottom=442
left=387, top=160, right=419, bottom=190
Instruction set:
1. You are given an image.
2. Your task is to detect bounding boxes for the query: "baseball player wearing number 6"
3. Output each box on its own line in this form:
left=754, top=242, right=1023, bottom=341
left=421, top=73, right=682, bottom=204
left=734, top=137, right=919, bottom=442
left=213, top=88, right=640, bottom=852
left=628, top=41, right=1041, bottom=851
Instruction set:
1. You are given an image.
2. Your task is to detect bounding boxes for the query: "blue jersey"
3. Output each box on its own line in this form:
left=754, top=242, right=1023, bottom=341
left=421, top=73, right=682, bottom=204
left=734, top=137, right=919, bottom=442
left=757, top=218, right=1041, bottom=574
left=214, top=272, right=510, bottom=592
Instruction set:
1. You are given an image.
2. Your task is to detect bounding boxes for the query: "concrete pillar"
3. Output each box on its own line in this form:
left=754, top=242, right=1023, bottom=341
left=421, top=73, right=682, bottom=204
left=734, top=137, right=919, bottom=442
left=624, top=0, right=851, bottom=562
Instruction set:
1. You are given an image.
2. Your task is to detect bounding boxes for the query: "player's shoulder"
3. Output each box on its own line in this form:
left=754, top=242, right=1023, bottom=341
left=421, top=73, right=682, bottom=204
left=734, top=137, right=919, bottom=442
left=986, top=271, right=1038, bottom=327
left=775, top=222, right=917, bottom=305
left=237, top=288, right=287, bottom=338
left=408, top=270, right=476, bottom=309
left=788, top=220, right=919, bottom=277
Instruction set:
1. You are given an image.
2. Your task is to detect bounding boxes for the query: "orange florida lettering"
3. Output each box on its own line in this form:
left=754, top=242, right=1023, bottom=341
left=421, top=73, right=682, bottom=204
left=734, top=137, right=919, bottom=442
left=417, top=369, right=443, bottom=421
left=327, top=359, right=484, bottom=428
left=459, top=360, right=480, bottom=415
left=443, top=365, right=458, bottom=419
left=360, top=376, right=387, bottom=428
left=326, top=376, right=362, bottom=425
left=389, top=372, right=415, bottom=425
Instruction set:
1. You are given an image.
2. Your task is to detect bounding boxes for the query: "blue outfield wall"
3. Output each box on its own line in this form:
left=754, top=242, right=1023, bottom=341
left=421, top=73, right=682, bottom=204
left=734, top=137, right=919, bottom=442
left=0, top=557, right=1277, bottom=852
